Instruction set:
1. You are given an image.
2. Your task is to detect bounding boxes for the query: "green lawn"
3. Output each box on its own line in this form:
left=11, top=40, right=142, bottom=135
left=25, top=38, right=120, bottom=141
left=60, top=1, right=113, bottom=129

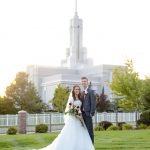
left=0, top=130, right=150, bottom=150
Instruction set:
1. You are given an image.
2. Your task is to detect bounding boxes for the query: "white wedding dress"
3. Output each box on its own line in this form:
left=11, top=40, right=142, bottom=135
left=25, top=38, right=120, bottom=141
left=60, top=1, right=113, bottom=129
left=37, top=99, right=95, bottom=150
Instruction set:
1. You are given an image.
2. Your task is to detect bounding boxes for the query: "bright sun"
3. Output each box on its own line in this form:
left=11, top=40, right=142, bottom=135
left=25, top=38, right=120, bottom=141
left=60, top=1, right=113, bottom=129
left=0, top=64, right=26, bottom=96
left=0, top=72, right=14, bottom=96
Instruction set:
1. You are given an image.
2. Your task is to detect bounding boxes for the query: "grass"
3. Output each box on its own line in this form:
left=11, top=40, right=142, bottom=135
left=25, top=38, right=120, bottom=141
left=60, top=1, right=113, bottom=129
left=94, top=130, right=150, bottom=150
left=0, top=130, right=150, bottom=150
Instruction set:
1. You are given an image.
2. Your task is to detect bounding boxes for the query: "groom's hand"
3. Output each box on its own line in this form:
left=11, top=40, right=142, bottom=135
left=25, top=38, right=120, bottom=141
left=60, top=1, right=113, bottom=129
left=90, top=113, right=94, bottom=117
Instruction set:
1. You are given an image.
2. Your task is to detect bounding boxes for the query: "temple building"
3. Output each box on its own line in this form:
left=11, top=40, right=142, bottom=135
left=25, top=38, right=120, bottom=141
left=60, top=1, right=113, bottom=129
left=27, top=6, right=118, bottom=106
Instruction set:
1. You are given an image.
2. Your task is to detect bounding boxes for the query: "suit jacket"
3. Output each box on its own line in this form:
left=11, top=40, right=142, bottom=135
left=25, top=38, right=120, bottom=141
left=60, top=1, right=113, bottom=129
left=81, top=88, right=96, bottom=117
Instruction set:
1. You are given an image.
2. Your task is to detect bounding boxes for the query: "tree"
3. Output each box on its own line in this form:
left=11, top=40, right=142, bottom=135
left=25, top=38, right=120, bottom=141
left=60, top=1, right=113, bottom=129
left=142, top=77, right=150, bottom=110
left=5, top=72, right=46, bottom=113
left=0, top=96, right=17, bottom=114
left=0, top=96, right=14, bottom=114
left=109, top=59, right=143, bottom=112
left=51, top=84, right=70, bottom=113
left=96, top=87, right=110, bottom=112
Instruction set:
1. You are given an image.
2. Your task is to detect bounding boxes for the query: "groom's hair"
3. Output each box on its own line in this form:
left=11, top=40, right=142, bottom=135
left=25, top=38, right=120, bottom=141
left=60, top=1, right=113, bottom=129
left=81, top=76, right=88, bottom=81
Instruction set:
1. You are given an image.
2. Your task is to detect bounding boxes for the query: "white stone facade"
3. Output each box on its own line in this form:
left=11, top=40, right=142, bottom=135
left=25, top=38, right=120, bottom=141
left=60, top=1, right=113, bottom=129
left=27, top=64, right=117, bottom=104
left=26, top=12, right=119, bottom=104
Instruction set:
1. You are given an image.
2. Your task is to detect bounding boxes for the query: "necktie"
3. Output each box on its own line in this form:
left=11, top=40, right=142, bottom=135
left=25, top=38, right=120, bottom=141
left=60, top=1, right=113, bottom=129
left=83, top=91, right=86, bottom=99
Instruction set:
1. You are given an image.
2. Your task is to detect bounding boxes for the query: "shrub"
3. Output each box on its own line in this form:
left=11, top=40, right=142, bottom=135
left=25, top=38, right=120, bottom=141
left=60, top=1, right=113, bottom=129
left=7, top=127, right=17, bottom=135
left=138, top=124, right=147, bottom=129
left=35, top=124, right=48, bottom=133
left=137, top=110, right=150, bottom=126
left=146, top=125, right=150, bottom=130
left=122, top=124, right=133, bottom=130
left=117, top=122, right=126, bottom=130
left=107, top=125, right=119, bottom=131
left=99, top=121, right=113, bottom=130
left=94, top=125, right=104, bottom=131
left=137, top=119, right=150, bottom=126
left=140, top=110, right=150, bottom=120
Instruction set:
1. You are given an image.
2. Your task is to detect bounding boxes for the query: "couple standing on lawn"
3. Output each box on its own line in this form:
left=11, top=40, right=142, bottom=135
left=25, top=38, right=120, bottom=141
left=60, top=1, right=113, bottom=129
left=34, top=76, right=96, bottom=150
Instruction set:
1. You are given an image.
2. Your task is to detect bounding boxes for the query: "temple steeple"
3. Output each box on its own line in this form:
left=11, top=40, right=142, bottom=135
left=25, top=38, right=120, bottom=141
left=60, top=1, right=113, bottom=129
left=61, top=0, right=93, bottom=68
left=75, top=0, right=78, bottom=16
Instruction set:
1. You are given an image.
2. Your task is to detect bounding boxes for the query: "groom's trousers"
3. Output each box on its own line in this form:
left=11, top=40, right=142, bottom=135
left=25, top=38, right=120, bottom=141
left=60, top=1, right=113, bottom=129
left=82, top=112, right=94, bottom=144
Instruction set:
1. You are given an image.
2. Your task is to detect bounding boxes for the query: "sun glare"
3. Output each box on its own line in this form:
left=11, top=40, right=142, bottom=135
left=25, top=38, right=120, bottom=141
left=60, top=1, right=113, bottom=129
left=0, top=77, right=14, bottom=96
left=0, top=67, right=24, bottom=96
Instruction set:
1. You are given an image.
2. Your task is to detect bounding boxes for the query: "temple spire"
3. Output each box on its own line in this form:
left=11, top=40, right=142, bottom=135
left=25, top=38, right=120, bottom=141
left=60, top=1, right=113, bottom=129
left=61, top=0, right=93, bottom=68
left=75, top=0, right=78, bottom=16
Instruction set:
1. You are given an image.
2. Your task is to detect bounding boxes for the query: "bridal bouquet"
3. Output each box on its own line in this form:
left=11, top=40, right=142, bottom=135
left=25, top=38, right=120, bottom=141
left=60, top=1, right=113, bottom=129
left=65, top=102, right=85, bottom=127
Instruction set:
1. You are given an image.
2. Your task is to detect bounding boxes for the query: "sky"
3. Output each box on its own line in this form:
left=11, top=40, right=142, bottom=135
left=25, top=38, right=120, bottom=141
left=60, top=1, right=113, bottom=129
left=0, top=0, right=150, bottom=95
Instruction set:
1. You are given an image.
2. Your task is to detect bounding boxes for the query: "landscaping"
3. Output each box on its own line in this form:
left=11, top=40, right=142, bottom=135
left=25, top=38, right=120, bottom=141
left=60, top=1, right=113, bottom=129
left=0, top=130, right=150, bottom=150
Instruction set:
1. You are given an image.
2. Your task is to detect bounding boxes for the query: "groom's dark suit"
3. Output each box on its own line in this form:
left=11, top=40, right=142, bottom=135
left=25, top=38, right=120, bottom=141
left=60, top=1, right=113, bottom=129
left=81, top=87, right=96, bottom=144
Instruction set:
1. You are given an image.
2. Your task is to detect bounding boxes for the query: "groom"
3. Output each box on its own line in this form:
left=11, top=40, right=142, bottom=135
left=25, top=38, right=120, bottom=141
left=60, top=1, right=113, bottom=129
left=81, top=76, right=96, bottom=144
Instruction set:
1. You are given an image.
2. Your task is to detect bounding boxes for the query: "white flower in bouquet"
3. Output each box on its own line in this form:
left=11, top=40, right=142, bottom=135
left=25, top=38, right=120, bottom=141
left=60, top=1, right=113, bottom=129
left=65, top=103, right=85, bottom=127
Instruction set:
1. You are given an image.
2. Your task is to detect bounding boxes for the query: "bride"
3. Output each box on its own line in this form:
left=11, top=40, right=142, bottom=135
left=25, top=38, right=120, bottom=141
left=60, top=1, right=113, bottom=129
left=36, top=84, right=95, bottom=150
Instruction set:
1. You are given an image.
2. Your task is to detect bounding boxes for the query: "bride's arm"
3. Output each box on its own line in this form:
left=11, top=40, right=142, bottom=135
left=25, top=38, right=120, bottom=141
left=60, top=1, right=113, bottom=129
left=65, top=97, right=74, bottom=113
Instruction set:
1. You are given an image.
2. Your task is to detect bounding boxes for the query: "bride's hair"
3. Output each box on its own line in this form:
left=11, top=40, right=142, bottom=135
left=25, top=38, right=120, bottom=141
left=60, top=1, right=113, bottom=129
left=72, top=84, right=82, bottom=100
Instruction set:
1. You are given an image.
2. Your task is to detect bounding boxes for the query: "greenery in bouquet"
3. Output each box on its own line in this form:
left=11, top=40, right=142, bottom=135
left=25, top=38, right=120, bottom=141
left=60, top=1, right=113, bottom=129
left=65, top=102, right=84, bottom=127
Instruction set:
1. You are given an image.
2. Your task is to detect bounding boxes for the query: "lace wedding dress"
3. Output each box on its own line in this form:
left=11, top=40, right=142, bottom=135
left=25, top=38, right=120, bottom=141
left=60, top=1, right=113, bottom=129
left=36, top=99, right=95, bottom=150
